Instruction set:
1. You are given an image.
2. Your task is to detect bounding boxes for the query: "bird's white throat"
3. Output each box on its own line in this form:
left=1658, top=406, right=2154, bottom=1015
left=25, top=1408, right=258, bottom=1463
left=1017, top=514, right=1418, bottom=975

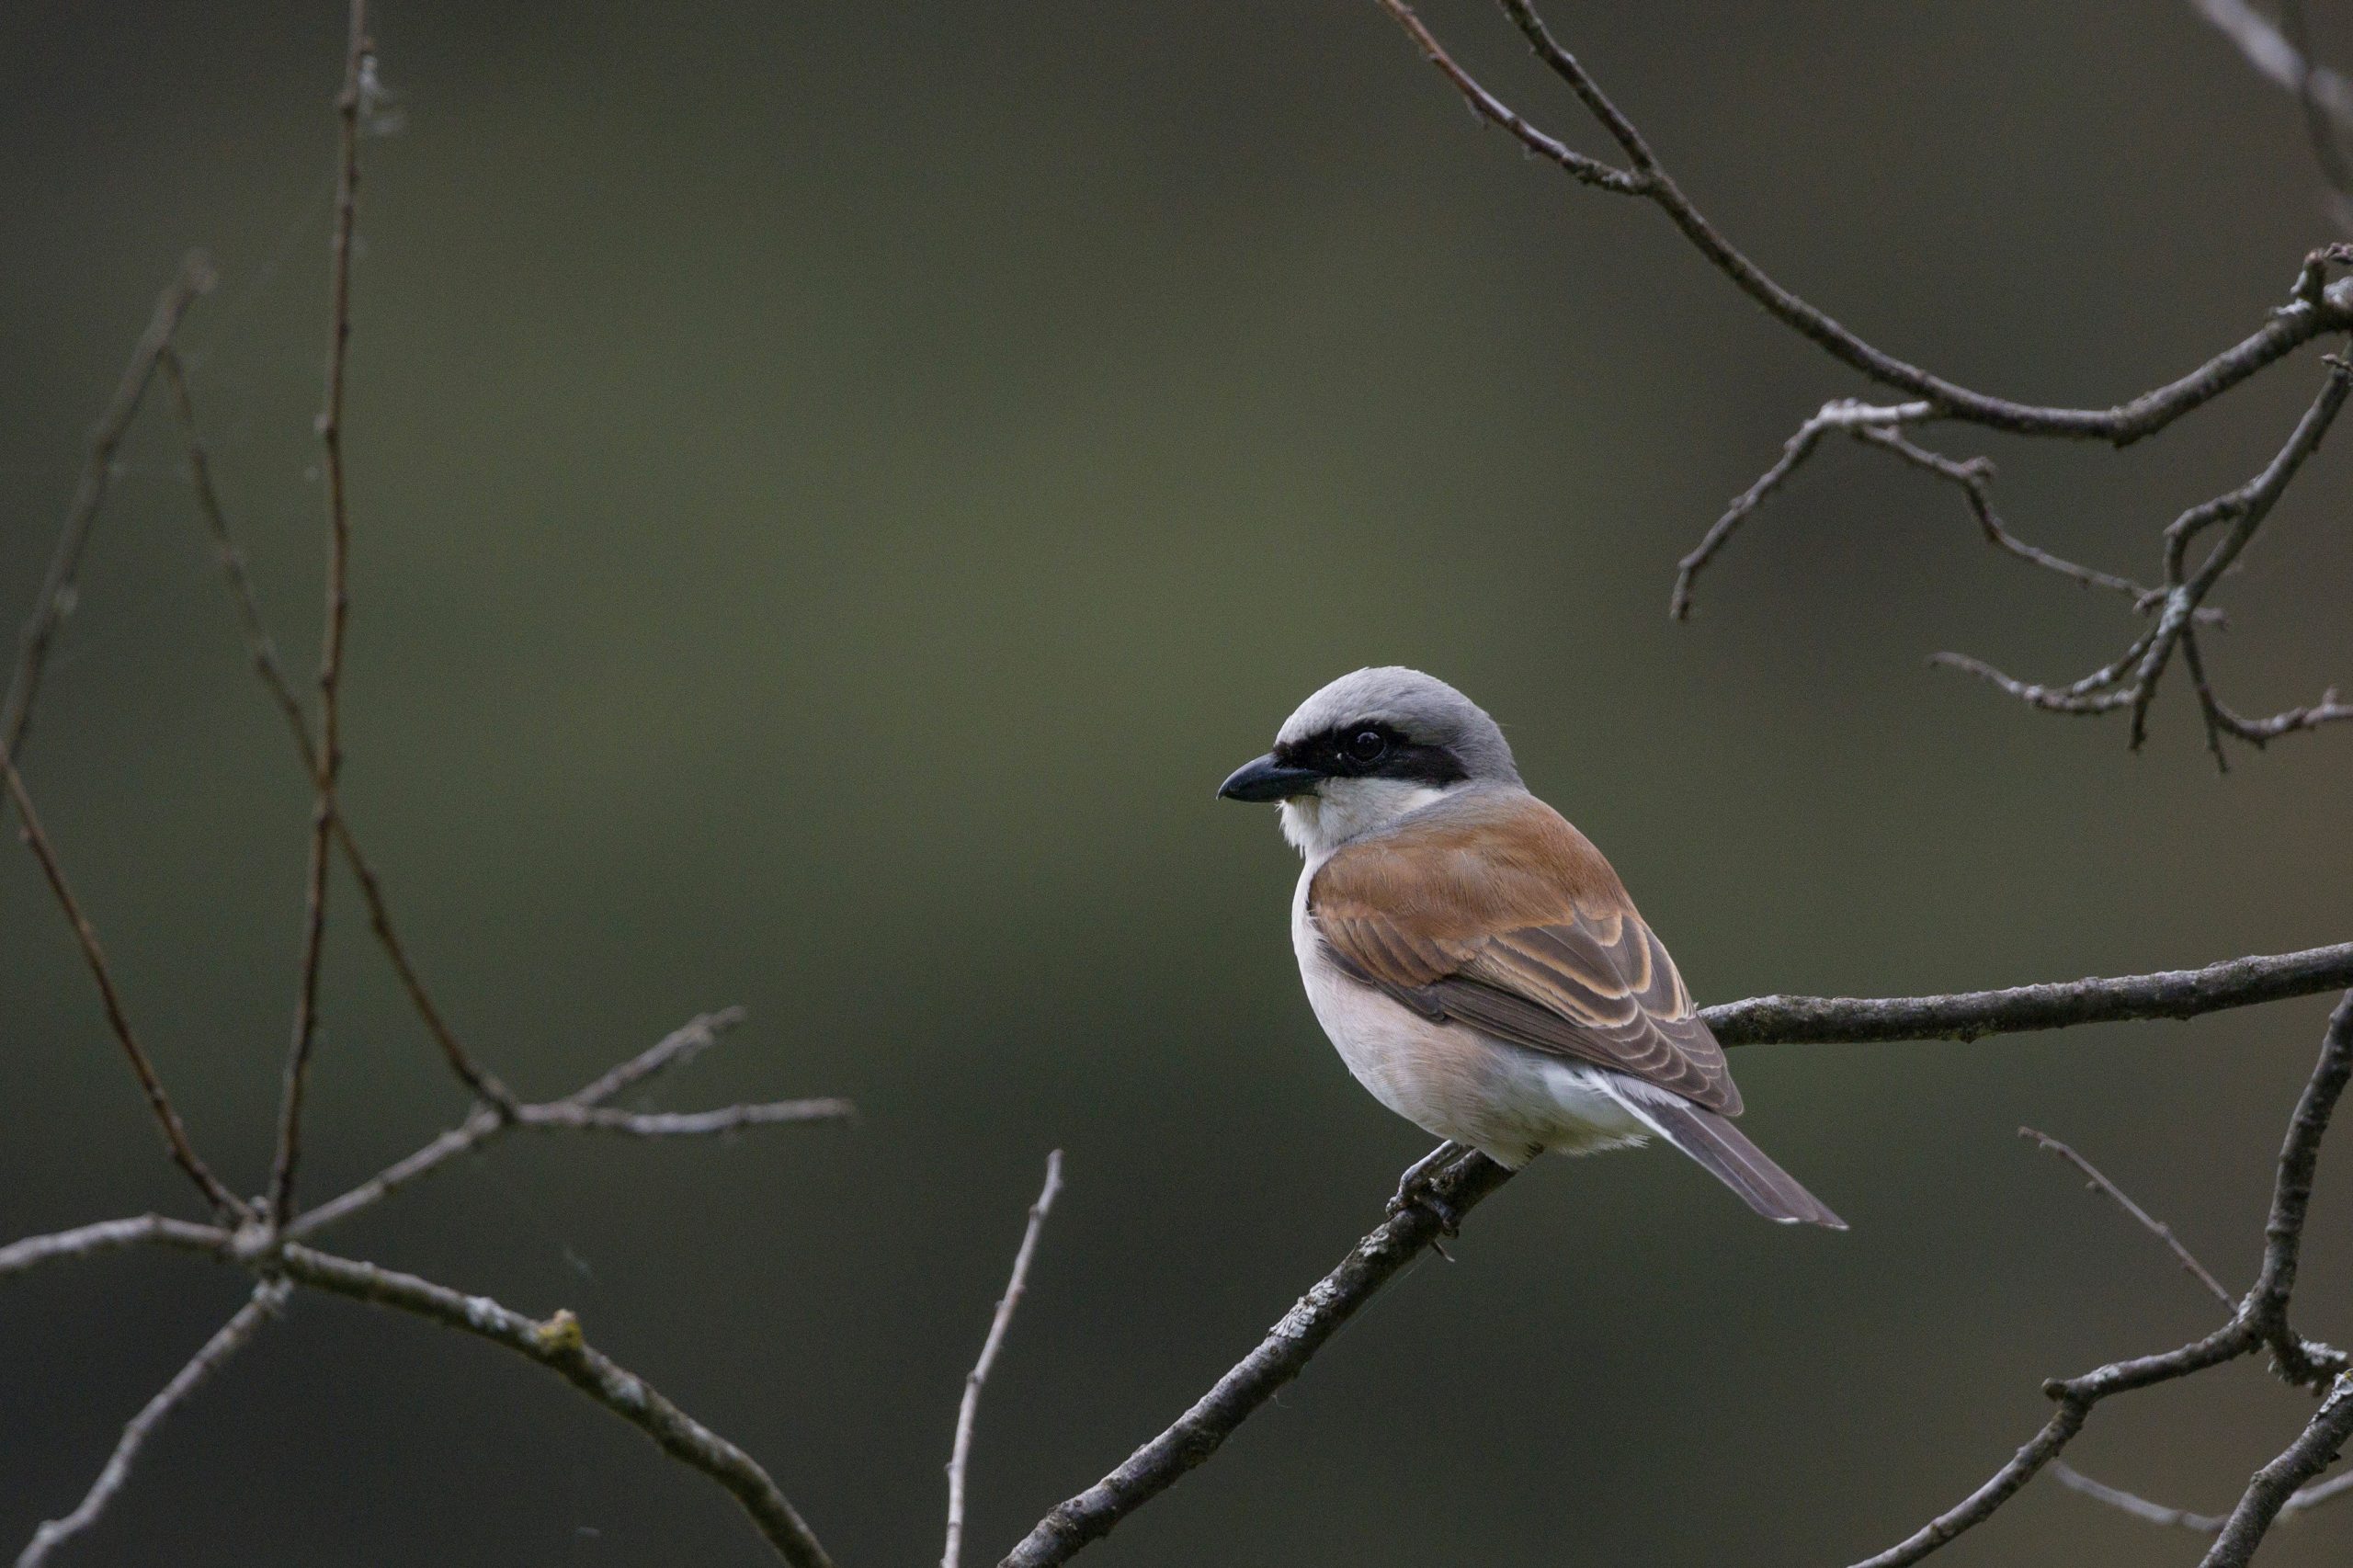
left=1279, top=777, right=1454, bottom=860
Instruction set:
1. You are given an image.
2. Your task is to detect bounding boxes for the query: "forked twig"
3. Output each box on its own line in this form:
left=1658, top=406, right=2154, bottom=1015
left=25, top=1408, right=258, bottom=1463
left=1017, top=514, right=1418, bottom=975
left=2, top=253, right=213, bottom=786
left=161, top=345, right=514, bottom=1110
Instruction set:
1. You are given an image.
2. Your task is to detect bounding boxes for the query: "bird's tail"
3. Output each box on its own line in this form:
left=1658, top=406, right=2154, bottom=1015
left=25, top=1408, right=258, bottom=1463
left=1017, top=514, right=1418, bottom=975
left=1615, top=1092, right=1846, bottom=1230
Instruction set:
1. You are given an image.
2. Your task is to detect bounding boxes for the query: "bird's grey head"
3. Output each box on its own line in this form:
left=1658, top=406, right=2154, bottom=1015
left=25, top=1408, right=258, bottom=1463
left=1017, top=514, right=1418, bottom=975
left=1216, top=666, right=1520, bottom=858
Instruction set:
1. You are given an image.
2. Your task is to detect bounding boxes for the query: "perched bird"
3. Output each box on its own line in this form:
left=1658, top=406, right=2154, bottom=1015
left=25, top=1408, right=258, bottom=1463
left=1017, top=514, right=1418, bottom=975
left=1218, top=666, right=1843, bottom=1230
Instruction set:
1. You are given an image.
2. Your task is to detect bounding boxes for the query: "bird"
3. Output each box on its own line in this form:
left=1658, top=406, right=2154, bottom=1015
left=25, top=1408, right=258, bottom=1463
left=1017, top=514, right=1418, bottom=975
left=1217, top=665, right=1843, bottom=1230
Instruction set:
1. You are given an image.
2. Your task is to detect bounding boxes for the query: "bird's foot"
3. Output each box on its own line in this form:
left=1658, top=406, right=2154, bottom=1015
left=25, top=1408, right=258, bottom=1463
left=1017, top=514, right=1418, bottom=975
left=1386, top=1141, right=1467, bottom=1237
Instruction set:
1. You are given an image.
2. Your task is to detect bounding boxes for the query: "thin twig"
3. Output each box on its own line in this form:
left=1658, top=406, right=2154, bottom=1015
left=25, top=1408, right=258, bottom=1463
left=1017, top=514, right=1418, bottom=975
left=1855, top=427, right=2187, bottom=608
left=285, top=1008, right=762, bottom=1241
left=2191, top=0, right=2353, bottom=128
left=0, top=1216, right=233, bottom=1283
left=271, top=0, right=371, bottom=1224
left=2018, top=1127, right=2234, bottom=1306
left=2050, top=1458, right=2353, bottom=1534
left=1669, top=399, right=1927, bottom=618
left=273, top=1244, right=835, bottom=1568
left=946, top=1151, right=1063, bottom=1568
left=517, top=1100, right=856, bottom=1137
left=2279, top=0, right=2353, bottom=233
left=16, top=1282, right=288, bottom=1568
left=2052, top=1460, right=2232, bottom=1533
left=1, top=760, right=247, bottom=1219
left=2, top=254, right=212, bottom=792
left=160, top=346, right=515, bottom=1110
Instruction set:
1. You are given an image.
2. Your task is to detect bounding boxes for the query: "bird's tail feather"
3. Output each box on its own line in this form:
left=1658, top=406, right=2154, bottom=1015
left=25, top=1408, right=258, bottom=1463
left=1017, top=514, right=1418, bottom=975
left=1615, top=1092, right=1846, bottom=1230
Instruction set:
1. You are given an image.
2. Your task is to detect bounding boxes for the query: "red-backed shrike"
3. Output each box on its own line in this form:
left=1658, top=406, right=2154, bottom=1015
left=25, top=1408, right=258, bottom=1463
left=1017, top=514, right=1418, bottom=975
left=1219, top=666, right=1843, bottom=1230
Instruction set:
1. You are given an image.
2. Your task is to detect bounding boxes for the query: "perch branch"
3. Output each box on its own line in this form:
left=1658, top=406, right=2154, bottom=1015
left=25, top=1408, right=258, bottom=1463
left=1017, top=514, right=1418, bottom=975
left=1705, top=939, right=2353, bottom=1045
left=998, top=1148, right=1515, bottom=1567
left=1007, top=982, right=2353, bottom=1565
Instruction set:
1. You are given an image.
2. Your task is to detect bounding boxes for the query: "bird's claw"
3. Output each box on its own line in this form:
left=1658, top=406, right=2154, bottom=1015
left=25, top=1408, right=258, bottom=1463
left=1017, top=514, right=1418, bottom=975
left=1387, top=1177, right=1462, bottom=1237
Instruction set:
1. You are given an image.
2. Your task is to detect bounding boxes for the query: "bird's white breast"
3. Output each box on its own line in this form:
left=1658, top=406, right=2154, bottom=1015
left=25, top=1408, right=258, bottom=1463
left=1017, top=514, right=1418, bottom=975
left=1290, top=866, right=1651, bottom=1167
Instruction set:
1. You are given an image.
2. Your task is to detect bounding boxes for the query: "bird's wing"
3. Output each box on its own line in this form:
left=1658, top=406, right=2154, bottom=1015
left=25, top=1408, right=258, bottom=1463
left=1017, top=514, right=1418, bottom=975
left=1307, top=790, right=1741, bottom=1116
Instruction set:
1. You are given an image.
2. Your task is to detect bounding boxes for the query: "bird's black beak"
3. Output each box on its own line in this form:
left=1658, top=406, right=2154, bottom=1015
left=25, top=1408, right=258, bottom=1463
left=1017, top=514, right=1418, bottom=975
left=1217, top=753, right=1322, bottom=802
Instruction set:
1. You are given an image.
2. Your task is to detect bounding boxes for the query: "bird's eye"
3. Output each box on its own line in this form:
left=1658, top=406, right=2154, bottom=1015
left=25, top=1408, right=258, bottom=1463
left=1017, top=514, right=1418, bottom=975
left=1347, top=729, right=1388, bottom=764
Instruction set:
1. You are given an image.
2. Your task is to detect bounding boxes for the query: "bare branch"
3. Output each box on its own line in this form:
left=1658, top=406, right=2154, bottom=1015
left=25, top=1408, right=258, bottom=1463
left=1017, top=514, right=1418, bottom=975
left=2191, top=0, right=2353, bottom=123
left=517, top=1100, right=855, bottom=1138
left=1000, top=1147, right=1513, bottom=1568
left=2213, top=685, right=2353, bottom=744
left=160, top=346, right=515, bottom=1111
left=272, top=1243, right=835, bottom=1568
left=283, top=1007, right=782, bottom=1241
left=1854, top=427, right=2185, bottom=608
left=1704, top=939, right=2353, bottom=1046
left=2243, top=991, right=2353, bottom=1383
left=1848, top=1318, right=2261, bottom=1566
left=2050, top=1459, right=2353, bottom=1534
left=2, top=253, right=213, bottom=790
left=2018, top=1127, right=2234, bottom=1306
left=0, top=1217, right=233, bottom=1284
left=1370, top=0, right=2353, bottom=441
left=1927, top=355, right=2352, bottom=749
left=1849, top=993, right=2353, bottom=1566
left=1, top=760, right=247, bottom=1219
left=271, top=0, right=372, bottom=1224
left=946, top=1151, right=1063, bottom=1568
left=1669, top=399, right=1927, bottom=619
left=2278, top=0, right=2353, bottom=233
left=1847, top=1403, right=2089, bottom=1568
left=2202, top=1374, right=2353, bottom=1566
left=555, top=1006, right=745, bottom=1108
left=17, top=1282, right=288, bottom=1568
left=1670, top=401, right=2222, bottom=621
left=2052, top=1460, right=2232, bottom=1532
left=1372, top=1, right=2353, bottom=750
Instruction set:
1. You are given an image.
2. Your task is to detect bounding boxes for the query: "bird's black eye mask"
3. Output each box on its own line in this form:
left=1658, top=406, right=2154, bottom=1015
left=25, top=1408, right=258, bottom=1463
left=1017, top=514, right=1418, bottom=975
left=1274, top=722, right=1468, bottom=787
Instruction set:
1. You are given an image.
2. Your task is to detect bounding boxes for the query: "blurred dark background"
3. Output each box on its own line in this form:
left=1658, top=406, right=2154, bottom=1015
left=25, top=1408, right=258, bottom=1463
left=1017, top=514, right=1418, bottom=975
left=6, top=3, right=2352, bottom=1562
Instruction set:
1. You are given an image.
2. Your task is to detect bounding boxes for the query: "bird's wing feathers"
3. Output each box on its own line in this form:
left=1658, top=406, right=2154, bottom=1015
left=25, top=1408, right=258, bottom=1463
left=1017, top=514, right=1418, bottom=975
left=1308, top=791, right=1741, bottom=1116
